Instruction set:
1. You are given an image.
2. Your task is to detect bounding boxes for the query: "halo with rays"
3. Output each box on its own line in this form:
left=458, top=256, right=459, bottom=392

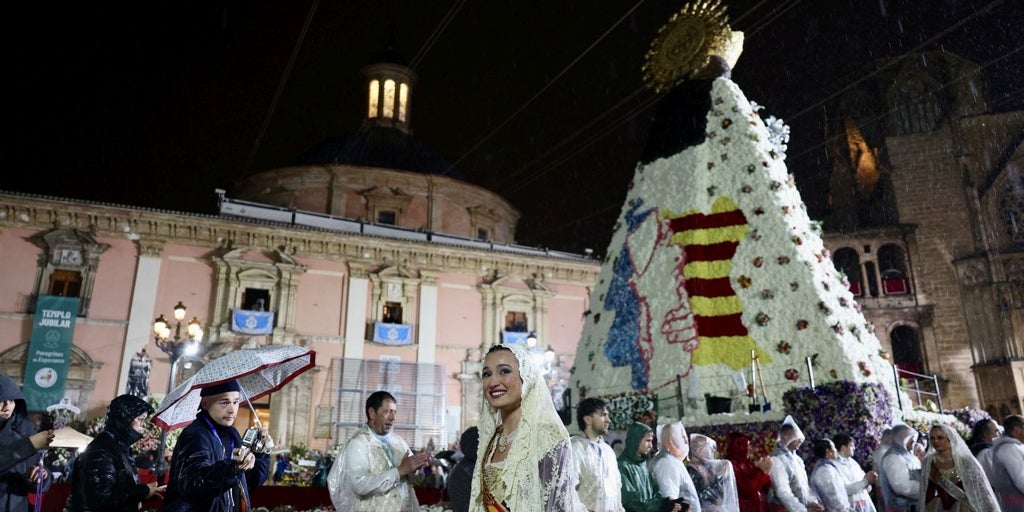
left=641, top=0, right=732, bottom=93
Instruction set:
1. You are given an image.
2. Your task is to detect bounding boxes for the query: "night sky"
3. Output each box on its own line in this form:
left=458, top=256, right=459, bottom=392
left=2, top=1, right=1021, bottom=255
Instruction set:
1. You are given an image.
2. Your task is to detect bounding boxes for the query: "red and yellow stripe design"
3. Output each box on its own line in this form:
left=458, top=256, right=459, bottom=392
left=665, top=196, right=770, bottom=369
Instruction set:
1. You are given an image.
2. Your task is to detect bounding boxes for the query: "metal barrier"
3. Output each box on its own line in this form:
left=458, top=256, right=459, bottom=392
left=892, top=364, right=943, bottom=412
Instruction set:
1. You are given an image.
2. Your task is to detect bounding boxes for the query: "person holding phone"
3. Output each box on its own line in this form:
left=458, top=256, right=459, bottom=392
left=65, top=394, right=162, bottom=511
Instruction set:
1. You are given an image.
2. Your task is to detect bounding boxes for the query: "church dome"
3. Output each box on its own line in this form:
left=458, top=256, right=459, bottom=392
left=295, top=126, right=464, bottom=179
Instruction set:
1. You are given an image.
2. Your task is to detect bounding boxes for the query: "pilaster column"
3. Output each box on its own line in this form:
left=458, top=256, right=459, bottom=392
left=458, top=357, right=483, bottom=436
left=417, top=273, right=438, bottom=363
left=480, top=287, right=497, bottom=348
left=117, top=239, right=164, bottom=395
left=345, top=265, right=370, bottom=359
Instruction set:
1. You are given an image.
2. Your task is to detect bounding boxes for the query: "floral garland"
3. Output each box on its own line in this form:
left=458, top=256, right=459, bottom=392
left=782, top=380, right=895, bottom=468
left=598, top=391, right=659, bottom=430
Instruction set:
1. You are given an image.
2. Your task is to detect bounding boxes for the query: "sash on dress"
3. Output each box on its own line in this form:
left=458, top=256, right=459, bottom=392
left=481, top=429, right=511, bottom=512
left=929, top=469, right=971, bottom=509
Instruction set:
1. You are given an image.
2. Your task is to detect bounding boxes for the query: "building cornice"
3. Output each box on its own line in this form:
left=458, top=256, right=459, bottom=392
left=0, top=192, right=599, bottom=284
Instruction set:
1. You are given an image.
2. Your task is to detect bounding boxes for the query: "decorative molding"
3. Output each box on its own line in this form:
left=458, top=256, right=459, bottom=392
left=135, top=238, right=166, bottom=257
left=0, top=193, right=599, bottom=285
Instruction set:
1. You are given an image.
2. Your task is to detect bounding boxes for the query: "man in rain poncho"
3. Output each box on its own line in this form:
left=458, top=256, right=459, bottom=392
left=327, top=391, right=429, bottom=511
left=878, top=424, right=921, bottom=512
left=769, top=415, right=822, bottom=512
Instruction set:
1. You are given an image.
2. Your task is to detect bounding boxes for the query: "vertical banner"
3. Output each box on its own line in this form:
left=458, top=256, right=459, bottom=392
left=23, top=295, right=79, bottom=411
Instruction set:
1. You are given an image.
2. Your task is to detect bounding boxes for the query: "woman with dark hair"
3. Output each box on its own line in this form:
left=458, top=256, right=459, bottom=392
left=470, top=343, right=585, bottom=511
left=920, top=424, right=998, bottom=512
left=65, top=394, right=162, bottom=511
left=967, top=419, right=999, bottom=457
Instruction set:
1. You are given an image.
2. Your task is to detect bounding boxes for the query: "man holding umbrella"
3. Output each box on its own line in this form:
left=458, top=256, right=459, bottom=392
left=161, top=380, right=273, bottom=512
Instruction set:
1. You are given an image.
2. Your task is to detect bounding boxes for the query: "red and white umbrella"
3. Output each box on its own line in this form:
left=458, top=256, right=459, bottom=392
left=153, top=345, right=316, bottom=430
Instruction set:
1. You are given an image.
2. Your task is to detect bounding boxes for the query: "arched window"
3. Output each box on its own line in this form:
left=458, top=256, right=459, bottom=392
left=878, top=244, right=909, bottom=295
left=891, top=325, right=923, bottom=377
left=833, top=247, right=863, bottom=296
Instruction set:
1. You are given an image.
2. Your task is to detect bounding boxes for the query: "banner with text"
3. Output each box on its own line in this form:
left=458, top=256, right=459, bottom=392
left=23, top=295, right=79, bottom=411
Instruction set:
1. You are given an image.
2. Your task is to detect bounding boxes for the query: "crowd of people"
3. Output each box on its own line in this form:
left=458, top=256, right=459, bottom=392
left=2, top=348, right=1024, bottom=512
left=319, top=341, right=1024, bottom=512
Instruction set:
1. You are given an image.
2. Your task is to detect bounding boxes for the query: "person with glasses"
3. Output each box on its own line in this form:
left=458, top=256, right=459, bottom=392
left=65, top=394, right=160, bottom=511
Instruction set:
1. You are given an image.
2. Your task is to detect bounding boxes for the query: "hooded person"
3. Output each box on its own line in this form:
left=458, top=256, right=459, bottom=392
left=618, top=421, right=681, bottom=512
left=769, top=415, right=822, bottom=512
left=878, top=424, right=921, bottom=512
left=65, top=394, right=160, bottom=511
left=162, top=379, right=273, bottom=512
left=688, top=433, right=739, bottom=512
left=447, top=427, right=478, bottom=512
left=650, top=421, right=700, bottom=512
left=469, top=343, right=585, bottom=511
left=724, top=431, right=773, bottom=512
left=0, top=375, right=52, bottom=512
left=919, top=423, right=998, bottom=512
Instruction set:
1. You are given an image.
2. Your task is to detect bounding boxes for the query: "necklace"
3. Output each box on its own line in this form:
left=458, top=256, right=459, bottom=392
left=496, top=426, right=515, bottom=453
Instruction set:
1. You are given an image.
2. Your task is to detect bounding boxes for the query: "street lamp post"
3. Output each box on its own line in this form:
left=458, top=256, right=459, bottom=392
left=152, top=301, right=203, bottom=480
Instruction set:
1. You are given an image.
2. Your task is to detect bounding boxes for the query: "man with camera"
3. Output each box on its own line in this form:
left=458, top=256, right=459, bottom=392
left=161, top=380, right=273, bottom=512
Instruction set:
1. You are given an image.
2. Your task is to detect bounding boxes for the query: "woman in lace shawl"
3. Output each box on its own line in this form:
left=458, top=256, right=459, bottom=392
left=470, top=344, right=585, bottom=511
left=687, top=433, right=739, bottom=512
left=919, top=424, right=998, bottom=512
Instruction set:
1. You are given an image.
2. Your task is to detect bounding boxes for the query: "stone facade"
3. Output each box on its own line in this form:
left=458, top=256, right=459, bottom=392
left=824, top=50, right=1024, bottom=415
left=0, top=192, right=598, bottom=449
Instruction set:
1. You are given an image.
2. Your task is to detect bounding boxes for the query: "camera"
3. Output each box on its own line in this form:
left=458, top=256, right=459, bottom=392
left=241, top=428, right=273, bottom=454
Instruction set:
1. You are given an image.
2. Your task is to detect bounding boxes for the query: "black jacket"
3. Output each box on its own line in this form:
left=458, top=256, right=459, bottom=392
left=0, top=376, right=50, bottom=512
left=160, top=411, right=269, bottom=512
left=65, top=432, right=150, bottom=511
left=64, top=394, right=154, bottom=512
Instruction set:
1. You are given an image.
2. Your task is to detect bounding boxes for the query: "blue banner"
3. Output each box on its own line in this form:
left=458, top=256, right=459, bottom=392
left=231, top=310, right=275, bottom=335
left=23, top=295, right=79, bottom=411
left=372, top=323, right=412, bottom=345
left=502, top=331, right=529, bottom=345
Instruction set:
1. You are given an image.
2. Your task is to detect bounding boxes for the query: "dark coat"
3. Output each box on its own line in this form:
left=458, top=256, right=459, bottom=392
left=160, top=411, right=269, bottom=512
left=0, top=376, right=50, bottom=512
left=64, top=395, right=154, bottom=512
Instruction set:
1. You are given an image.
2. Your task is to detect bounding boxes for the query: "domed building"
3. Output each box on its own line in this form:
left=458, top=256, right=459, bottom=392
left=0, top=46, right=598, bottom=455
left=233, top=48, right=518, bottom=245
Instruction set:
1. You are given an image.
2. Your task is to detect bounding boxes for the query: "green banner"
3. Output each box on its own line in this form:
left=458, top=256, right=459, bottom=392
left=23, top=295, right=79, bottom=411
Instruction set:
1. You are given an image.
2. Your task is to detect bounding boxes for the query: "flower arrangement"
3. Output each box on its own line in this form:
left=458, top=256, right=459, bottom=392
left=782, top=380, right=895, bottom=468
left=695, top=420, right=779, bottom=460
left=85, top=415, right=106, bottom=436
left=601, top=391, right=659, bottom=430
left=900, top=408, right=970, bottom=440
left=252, top=507, right=337, bottom=512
